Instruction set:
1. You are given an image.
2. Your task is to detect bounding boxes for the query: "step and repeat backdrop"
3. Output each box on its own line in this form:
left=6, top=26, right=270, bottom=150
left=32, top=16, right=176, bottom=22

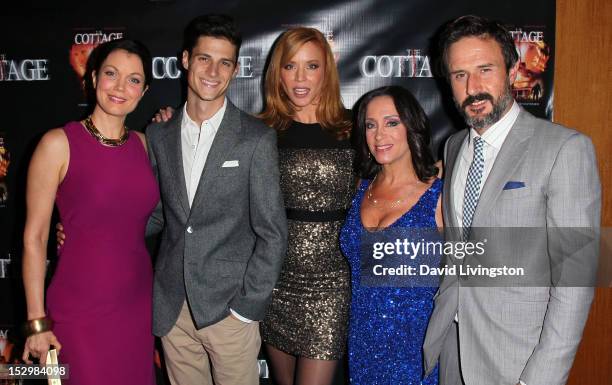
left=0, top=0, right=554, bottom=383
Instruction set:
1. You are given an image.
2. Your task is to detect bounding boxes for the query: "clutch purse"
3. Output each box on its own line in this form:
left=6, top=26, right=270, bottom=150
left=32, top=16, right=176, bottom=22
left=46, top=349, right=62, bottom=385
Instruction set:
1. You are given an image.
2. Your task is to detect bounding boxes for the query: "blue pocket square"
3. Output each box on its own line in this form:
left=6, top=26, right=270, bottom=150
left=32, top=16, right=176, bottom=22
left=503, top=181, right=525, bottom=190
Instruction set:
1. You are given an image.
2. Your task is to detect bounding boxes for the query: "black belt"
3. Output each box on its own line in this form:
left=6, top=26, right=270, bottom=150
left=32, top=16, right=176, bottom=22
left=285, top=208, right=348, bottom=222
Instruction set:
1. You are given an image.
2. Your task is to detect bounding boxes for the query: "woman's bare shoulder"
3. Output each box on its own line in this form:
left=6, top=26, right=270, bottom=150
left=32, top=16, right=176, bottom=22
left=133, top=131, right=147, bottom=153
left=38, top=128, right=69, bottom=152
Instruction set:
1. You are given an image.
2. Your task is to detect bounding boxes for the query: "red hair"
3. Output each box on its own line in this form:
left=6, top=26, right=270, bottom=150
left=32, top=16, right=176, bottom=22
left=259, top=27, right=350, bottom=139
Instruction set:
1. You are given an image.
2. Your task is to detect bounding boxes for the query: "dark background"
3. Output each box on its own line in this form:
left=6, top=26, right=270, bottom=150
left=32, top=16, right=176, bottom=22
left=0, top=1, right=555, bottom=383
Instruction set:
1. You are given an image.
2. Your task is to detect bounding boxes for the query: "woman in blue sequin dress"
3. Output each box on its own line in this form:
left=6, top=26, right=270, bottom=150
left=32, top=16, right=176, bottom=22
left=340, top=86, right=442, bottom=384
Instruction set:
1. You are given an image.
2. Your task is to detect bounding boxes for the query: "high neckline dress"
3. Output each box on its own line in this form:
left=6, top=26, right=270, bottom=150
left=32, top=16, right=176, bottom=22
left=46, top=121, right=159, bottom=385
left=261, top=121, right=354, bottom=360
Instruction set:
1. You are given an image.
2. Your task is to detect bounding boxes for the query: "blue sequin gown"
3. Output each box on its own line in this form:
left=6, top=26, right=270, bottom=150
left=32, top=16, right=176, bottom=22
left=340, top=178, right=442, bottom=385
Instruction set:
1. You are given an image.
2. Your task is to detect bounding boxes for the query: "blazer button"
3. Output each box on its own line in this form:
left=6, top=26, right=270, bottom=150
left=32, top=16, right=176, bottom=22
left=186, top=226, right=193, bottom=234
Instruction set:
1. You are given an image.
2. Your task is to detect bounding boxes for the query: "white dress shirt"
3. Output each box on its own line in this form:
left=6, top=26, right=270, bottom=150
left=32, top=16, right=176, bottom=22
left=180, top=99, right=251, bottom=324
left=452, top=101, right=521, bottom=227
left=181, top=99, right=226, bottom=207
left=451, top=103, right=520, bottom=327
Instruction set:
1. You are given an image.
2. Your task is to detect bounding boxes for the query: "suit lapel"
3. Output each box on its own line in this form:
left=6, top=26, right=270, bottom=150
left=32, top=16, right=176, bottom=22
left=162, top=107, right=190, bottom=217
left=189, top=102, right=242, bottom=215
left=472, top=109, right=534, bottom=224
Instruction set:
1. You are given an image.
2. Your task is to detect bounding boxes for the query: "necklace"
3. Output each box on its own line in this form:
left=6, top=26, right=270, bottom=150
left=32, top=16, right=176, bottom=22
left=83, top=116, right=129, bottom=147
left=366, top=174, right=414, bottom=209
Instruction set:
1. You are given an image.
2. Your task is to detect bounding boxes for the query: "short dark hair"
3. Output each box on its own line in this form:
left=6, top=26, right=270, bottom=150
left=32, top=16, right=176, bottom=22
left=90, top=39, right=152, bottom=87
left=354, top=86, right=438, bottom=182
left=84, top=39, right=151, bottom=108
left=182, top=14, right=242, bottom=60
left=438, top=15, right=518, bottom=78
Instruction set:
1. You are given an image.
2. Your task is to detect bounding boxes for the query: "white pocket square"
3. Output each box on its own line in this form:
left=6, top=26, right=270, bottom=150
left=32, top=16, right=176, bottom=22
left=222, top=160, right=239, bottom=168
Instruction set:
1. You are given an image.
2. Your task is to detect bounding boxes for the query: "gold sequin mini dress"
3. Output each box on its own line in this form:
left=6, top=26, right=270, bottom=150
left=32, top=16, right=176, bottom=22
left=261, top=120, right=354, bottom=360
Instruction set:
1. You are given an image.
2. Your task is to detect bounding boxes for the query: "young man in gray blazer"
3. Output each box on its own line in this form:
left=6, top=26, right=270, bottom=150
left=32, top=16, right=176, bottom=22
left=145, top=15, right=287, bottom=385
left=423, top=15, right=601, bottom=385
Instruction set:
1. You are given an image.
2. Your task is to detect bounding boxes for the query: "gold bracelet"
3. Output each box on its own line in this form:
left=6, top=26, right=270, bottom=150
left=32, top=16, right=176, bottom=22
left=23, top=317, right=54, bottom=337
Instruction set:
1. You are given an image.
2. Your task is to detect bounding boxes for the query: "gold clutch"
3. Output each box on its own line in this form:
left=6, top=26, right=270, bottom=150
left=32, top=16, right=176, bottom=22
left=46, top=349, right=61, bottom=385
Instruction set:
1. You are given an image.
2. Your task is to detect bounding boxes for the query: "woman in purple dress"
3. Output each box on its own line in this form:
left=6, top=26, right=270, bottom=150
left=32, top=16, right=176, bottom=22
left=22, top=39, right=158, bottom=385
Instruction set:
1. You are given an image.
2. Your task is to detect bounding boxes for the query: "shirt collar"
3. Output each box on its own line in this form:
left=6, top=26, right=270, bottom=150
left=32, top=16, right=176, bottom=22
left=182, top=98, right=227, bottom=134
left=468, top=101, right=520, bottom=150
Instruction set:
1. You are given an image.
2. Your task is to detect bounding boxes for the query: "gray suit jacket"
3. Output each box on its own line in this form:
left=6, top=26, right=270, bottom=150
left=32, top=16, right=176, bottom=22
left=423, top=108, right=601, bottom=385
left=145, top=101, right=287, bottom=336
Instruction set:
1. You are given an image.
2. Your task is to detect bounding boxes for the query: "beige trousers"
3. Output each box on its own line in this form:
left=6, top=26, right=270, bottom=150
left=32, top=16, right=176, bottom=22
left=161, top=301, right=261, bottom=385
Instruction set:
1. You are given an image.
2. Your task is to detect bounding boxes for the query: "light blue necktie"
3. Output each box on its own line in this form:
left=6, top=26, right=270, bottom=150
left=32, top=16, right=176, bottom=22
left=462, top=136, right=484, bottom=240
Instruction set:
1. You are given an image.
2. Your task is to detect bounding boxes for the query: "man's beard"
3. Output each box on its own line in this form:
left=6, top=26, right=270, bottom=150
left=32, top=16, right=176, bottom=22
left=457, top=86, right=513, bottom=130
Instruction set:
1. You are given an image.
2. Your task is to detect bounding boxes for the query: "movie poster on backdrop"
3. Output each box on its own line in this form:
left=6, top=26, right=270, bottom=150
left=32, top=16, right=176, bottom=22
left=0, top=326, right=24, bottom=385
left=0, top=327, right=17, bottom=363
left=0, top=1, right=556, bottom=384
left=0, top=132, right=8, bottom=208
left=0, top=267, right=23, bottom=385
left=509, top=23, right=554, bottom=118
left=70, top=28, right=126, bottom=106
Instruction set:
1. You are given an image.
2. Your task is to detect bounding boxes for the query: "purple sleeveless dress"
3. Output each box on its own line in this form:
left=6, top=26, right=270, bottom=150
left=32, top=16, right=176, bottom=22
left=46, top=121, right=159, bottom=385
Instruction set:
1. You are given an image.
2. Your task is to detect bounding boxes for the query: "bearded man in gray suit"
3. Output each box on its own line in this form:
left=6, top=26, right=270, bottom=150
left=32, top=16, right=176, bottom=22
left=145, top=15, right=287, bottom=385
left=423, top=15, right=601, bottom=385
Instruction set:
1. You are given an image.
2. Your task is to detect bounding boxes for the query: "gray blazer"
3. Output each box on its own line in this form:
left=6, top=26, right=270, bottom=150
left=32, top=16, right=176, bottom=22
left=145, top=102, right=287, bottom=337
left=423, top=108, right=601, bottom=385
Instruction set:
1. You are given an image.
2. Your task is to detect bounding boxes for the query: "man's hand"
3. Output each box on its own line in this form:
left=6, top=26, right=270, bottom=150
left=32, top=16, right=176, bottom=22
left=152, top=107, right=175, bottom=123
left=56, top=223, right=65, bottom=246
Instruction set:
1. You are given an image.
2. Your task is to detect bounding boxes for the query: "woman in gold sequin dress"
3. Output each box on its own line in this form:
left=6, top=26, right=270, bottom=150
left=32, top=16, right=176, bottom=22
left=260, top=28, right=354, bottom=385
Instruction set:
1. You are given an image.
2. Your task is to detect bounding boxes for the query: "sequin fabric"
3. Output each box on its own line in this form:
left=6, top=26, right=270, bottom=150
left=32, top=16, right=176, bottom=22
left=279, top=148, right=355, bottom=211
left=261, top=121, right=354, bottom=360
left=339, top=179, right=442, bottom=384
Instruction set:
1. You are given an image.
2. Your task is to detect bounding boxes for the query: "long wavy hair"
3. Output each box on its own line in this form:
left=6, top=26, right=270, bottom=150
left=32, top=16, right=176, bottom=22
left=260, top=27, right=351, bottom=139
left=354, top=86, right=438, bottom=181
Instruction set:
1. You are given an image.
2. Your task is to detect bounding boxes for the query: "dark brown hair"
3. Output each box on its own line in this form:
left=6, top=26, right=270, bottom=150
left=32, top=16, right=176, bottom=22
left=438, top=15, right=518, bottom=79
left=354, top=86, right=438, bottom=181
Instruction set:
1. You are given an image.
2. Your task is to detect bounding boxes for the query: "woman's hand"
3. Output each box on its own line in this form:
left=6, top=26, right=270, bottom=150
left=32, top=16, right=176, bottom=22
left=22, top=128, right=68, bottom=365
left=22, top=331, right=62, bottom=364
